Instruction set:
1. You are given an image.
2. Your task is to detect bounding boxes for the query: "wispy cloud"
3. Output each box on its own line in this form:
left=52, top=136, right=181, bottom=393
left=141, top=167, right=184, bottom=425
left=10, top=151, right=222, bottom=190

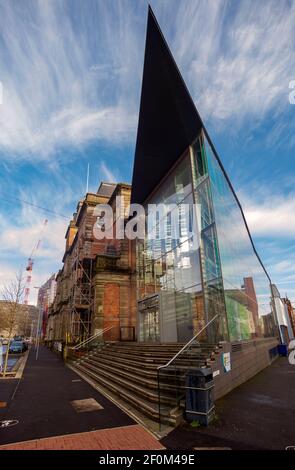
left=0, top=0, right=142, bottom=160
left=168, top=0, right=295, bottom=125
left=240, top=185, right=295, bottom=297
left=242, top=191, right=295, bottom=238
left=0, top=0, right=294, bottom=303
left=0, top=0, right=294, bottom=163
left=0, top=177, right=78, bottom=304
left=99, top=161, right=121, bottom=183
left=0, top=214, right=67, bottom=305
left=1, top=0, right=294, bottom=162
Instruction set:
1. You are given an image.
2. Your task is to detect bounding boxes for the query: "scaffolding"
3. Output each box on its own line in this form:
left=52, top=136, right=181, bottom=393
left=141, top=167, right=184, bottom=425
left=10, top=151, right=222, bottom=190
left=68, top=235, right=94, bottom=343
left=65, top=187, right=124, bottom=344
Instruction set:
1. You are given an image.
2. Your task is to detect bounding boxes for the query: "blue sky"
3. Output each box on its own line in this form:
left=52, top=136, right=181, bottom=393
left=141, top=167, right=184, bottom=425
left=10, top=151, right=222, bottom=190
left=0, top=0, right=295, bottom=305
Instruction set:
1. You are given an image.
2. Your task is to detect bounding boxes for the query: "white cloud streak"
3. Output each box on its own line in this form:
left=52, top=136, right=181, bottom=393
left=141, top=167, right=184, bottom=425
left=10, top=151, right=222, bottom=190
left=0, top=0, right=294, bottom=300
left=99, top=161, right=122, bottom=183
left=0, top=0, right=294, bottom=160
left=0, top=0, right=141, bottom=160
left=0, top=180, right=77, bottom=304
left=169, top=0, right=295, bottom=124
left=243, top=192, right=295, bottom=238
left=240, top=188, right=295, bottom=296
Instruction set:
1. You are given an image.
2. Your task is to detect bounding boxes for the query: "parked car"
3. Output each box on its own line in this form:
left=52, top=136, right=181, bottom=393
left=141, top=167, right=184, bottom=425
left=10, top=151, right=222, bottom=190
left=13, top=335, right=23, bottom=342
left=2, top=338, right=9, bottom=345
left=9, top=340, right=28, bottom=354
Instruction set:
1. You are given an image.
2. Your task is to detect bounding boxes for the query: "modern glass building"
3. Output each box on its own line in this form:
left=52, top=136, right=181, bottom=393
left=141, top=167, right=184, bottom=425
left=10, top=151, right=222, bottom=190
left=131, top=8, right=276, bottom=345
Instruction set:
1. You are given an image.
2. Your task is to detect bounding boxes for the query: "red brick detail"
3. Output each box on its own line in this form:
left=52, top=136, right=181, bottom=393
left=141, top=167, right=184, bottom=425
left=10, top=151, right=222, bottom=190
left=103, top=283, right=120, bottom=340
left=0, top=425, right=165, bottom=451
left=104, top=283, right=120, bottom=317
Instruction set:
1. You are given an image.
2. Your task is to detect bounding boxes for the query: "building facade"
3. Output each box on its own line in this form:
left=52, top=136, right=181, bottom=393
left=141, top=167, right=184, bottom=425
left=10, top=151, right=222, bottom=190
left=46, top=8, right=281, bottom=421
left=0, top=300, right=38, bottom=339
left=38, top=274, right=56, bottom=338
left=92, top=183, right=137, bottom=342
left=272, top=286, right=295, bottom=343
left=47, top=182, right=136, bottom=345
left=131, top=10, right=277, bottom=349
left=282, top=297, right=295, bottom=340
left=135, top=134, right=277, bottom=345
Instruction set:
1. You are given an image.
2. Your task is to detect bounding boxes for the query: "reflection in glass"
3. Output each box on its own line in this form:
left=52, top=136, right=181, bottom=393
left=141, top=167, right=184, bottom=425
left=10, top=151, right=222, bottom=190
left=203, top=133, right=275, bottom=340
left=137, top=152, right=205, bottom=342
left=136, top=132, right=275, bottom=343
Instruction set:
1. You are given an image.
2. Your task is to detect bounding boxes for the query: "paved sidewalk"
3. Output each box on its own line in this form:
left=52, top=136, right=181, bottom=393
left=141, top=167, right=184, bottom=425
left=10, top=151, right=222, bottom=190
left=162, top=357, right=295, bottom=450
left=0, top=424, right=164, bottom=450
left=0, top=346, right=162, bottom=449
left=0, top=379, right=18, bottom=410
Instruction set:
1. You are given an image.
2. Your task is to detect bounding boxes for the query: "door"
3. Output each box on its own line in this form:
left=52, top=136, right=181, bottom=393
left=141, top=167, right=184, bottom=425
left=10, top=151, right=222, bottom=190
left=141, top=307, right=160, bottom=342
left=138, top=296, right=160, bottom=342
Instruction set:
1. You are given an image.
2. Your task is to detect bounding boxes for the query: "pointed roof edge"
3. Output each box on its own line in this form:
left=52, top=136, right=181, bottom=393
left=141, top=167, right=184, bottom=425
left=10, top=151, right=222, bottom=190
left=131, top=5, right=202, bottom=205
left=146, top=4, right=204, bottom=133
left=131, top=6, right=271, bottom=284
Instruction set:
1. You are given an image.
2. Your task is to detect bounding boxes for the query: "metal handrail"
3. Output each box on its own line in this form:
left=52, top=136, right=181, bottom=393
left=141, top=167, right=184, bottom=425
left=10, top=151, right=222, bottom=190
left=158, top=313, right=220, bottom=371
left=73, top=326, right=114, bottom=350
left=157, top=313, right=220, bottom=429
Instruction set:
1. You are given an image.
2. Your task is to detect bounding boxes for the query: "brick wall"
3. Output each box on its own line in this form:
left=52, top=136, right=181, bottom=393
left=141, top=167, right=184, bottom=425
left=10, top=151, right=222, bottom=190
left=103, top=282, right=120, bottom=340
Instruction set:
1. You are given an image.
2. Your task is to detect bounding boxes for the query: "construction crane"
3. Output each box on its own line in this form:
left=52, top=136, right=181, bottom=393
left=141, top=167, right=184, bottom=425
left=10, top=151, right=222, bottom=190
left=24, top=219, right=48, bottom=305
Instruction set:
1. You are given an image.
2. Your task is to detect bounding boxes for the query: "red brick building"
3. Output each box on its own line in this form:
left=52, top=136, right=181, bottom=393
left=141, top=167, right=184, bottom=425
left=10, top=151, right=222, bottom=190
left=47, top=182, right=136, bottom=345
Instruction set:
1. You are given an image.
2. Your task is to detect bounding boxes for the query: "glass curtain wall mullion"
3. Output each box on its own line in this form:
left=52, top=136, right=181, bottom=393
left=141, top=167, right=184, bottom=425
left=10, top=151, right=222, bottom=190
left=188, top=144, right=208, bottom=341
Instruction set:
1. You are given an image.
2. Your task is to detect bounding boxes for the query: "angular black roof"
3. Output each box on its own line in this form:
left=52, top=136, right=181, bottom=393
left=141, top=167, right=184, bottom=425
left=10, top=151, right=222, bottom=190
left=131, top=6, right=203, bottom=204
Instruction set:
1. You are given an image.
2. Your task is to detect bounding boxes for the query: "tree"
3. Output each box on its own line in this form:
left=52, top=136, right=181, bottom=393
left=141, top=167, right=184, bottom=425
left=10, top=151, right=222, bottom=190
left=0, top=271, right=25, bottom=377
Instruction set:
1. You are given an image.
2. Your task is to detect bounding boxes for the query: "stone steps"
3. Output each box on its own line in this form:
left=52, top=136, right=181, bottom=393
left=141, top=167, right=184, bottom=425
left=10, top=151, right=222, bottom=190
left=91, top=348, right=212, bottom=365
left=70, top=341, right=219, bottom=426
left=107, top=346, right=213, bottom=359
left=84, top=353, right=205, bottom=379
left=73, top=362, right=176, bottom=425
left=79, top=358, right=178, bottom=403
left=82, top=356, right=186, bottom=393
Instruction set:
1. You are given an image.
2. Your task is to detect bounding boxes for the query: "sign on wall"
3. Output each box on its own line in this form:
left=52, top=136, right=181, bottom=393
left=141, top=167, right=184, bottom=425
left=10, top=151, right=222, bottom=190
left=222, top=352, right=231, bottom=373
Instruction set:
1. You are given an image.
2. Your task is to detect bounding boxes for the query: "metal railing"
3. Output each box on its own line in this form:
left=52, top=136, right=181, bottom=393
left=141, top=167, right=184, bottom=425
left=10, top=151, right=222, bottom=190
left=157, top=314, right=220, bottom=428
left=67, top=326, right=115, bottom=361
left=159, top=314, right=220, bottom=371
left=73, top=326, right=114, bottom=350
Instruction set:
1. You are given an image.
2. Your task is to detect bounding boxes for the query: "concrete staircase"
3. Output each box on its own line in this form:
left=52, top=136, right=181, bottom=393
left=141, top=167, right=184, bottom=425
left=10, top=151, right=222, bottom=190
left=69, top=342, right=221, bottom=426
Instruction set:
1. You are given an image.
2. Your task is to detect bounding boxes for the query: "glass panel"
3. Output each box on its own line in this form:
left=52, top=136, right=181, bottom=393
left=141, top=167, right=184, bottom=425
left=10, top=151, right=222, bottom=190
left=203, top=135, right=275, bottom=341
left=137, top=132, right=275, bottom=344
left=137, top=152, right=204, bottom=341
left=191, top=137, right=228, bottom=342
left=141, top=308, right=160, bottom=342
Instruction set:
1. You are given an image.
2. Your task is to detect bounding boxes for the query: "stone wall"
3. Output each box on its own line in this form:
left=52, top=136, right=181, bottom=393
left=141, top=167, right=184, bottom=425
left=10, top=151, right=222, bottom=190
left=212, top=337, right=279, bottom=400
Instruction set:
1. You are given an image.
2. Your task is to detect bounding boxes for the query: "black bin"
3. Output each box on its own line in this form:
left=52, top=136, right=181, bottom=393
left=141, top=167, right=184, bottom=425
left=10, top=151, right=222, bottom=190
left=185, top=368, right=215, bottom=426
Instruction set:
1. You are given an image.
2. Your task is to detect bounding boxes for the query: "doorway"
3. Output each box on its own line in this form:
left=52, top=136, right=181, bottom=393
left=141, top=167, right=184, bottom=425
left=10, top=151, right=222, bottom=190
left=138, top=295, right=160, bottom=342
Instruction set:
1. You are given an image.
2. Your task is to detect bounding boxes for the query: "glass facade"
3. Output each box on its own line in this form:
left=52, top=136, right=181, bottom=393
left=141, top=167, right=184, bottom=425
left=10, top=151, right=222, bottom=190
left=137, top=153, right=204, bottom=342
left=202, top=134, right=275, bottom=340
left=137, top=131, right=275, bottom=343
